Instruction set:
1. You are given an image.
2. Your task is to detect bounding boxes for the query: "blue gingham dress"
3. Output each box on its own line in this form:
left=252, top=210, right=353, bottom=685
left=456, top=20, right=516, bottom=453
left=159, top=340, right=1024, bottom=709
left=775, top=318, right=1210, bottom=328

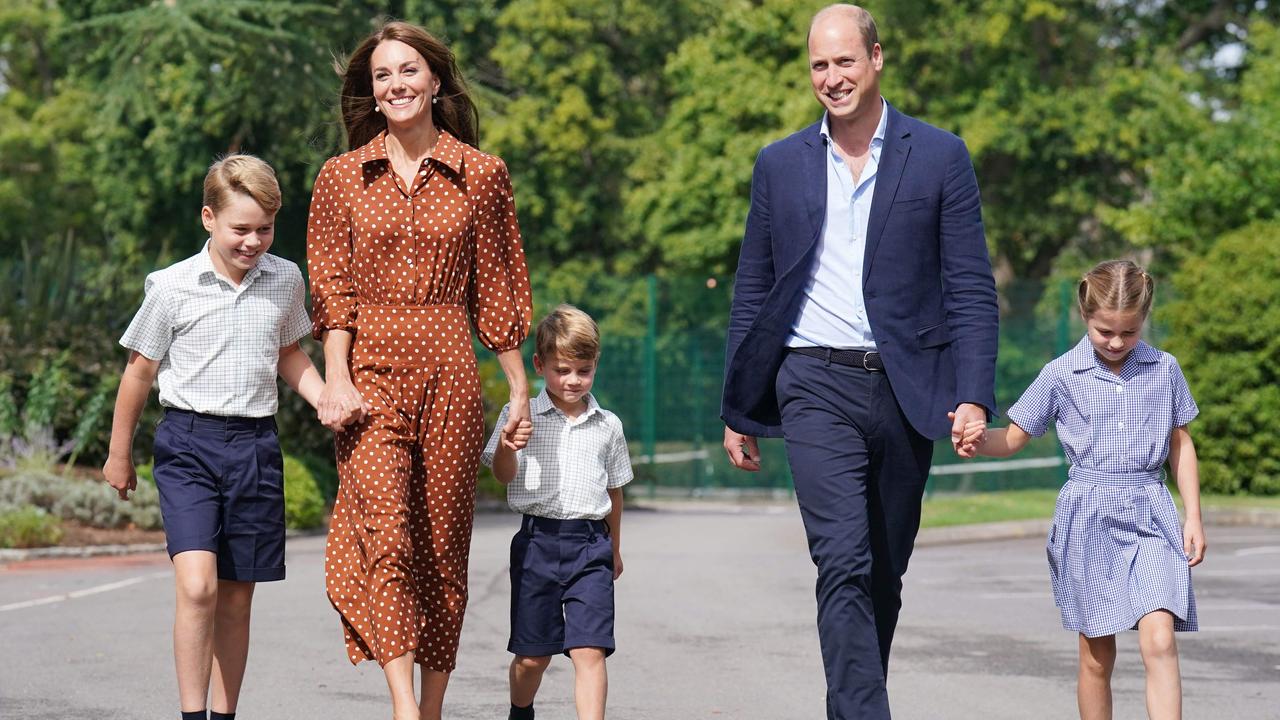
left=1007, top=337, right=1199, bottom=637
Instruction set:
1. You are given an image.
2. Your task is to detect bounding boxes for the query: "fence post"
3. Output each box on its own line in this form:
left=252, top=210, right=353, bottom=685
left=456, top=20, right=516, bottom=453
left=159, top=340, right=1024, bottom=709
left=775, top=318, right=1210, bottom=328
left=1056, top=279, right=1072, bottom=485
left=644, top=274, right=658, bottom=498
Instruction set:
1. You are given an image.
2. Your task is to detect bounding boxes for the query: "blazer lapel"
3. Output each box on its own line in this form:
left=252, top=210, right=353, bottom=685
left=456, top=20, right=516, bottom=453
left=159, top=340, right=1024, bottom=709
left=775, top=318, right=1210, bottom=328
left=863, top=105, right=910, bottom=284
left=801, top=123, right=826, bottom=248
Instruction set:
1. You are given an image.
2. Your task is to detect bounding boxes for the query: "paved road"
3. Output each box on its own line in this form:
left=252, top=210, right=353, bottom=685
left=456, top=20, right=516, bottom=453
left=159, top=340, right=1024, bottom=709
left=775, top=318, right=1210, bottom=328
left=2, top=508, right=1278, bottom=719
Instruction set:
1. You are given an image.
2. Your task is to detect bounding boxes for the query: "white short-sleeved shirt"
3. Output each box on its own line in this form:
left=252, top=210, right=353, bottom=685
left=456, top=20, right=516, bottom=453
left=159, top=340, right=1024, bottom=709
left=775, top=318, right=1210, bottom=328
left=1006, top=336, right=1199, bottom=483
left=481, top=389, right=633, bottom=520
left=120, top=241, right=312, bottom=418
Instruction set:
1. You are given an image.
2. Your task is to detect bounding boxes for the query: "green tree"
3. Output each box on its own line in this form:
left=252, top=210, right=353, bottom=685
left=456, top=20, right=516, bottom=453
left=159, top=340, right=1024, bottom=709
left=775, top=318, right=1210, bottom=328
left=486, top=0, right=713, bottom=267
left=1164, top=222, right=1280, bottom=495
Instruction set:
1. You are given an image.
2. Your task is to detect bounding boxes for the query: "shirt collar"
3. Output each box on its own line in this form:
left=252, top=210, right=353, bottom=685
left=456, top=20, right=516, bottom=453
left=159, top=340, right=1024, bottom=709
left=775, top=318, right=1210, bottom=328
left=1068, top=335, right=1160, bottom=372
left=530, top=387, right=601, bottom=421
left=819, top=97, right=888, bottom=148
left=193, top=239, right=272, bottom=286
left=355, top=128, right=465, bottom=175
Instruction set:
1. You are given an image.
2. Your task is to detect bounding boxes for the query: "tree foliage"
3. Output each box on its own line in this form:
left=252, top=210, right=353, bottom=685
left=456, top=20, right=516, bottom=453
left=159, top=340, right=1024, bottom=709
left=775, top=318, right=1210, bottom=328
left=1164, top=222, right=1280, bottom=495
left=3, top=0, right=1280, bottom=491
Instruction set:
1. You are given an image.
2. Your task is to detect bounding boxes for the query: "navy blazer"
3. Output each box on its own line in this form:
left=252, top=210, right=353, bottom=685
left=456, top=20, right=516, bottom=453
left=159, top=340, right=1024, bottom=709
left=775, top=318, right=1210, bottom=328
left=722, top=105, right=998, bottom=440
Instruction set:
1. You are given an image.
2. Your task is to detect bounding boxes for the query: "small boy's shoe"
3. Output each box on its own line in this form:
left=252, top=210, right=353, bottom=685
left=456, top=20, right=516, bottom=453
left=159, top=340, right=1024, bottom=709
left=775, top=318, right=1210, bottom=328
left=509, top=703, right=534, bottom=720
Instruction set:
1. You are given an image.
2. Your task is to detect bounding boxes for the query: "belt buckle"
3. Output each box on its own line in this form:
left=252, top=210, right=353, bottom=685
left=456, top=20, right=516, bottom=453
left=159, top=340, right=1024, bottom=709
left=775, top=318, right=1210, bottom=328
left=862, top=351, right=880, bottom=371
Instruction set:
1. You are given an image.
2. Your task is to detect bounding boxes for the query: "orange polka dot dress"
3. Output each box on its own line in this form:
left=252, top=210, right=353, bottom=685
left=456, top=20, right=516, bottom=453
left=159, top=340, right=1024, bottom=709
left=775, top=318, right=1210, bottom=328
left=307, top=130, right=532, bottom=672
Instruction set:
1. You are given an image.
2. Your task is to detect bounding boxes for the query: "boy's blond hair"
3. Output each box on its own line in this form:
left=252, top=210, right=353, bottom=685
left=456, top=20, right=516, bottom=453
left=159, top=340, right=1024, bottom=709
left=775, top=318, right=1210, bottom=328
left=535, top=304, right=600, bottom=362
left=202, top=153, right=282, bottom=214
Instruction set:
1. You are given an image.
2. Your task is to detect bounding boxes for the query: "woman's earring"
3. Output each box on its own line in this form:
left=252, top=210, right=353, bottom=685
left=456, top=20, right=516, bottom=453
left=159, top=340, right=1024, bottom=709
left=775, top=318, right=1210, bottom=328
left=432, top=95, right=439, bottom=105
left=373, top=102, right=381, bottom=113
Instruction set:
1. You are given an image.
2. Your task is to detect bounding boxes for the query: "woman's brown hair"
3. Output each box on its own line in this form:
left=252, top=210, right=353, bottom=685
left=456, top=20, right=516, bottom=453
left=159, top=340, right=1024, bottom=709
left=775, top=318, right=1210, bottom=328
left=1077, top=259, right=1156, bottom=319
left=337, top=21, right=479, bottom=150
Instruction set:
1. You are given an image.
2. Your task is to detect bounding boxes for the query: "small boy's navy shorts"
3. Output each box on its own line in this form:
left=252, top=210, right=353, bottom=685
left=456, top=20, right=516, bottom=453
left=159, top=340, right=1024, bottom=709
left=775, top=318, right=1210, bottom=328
left=508, top=514, right=615, bottom=657
left=152, top=409, right=286, bottom=582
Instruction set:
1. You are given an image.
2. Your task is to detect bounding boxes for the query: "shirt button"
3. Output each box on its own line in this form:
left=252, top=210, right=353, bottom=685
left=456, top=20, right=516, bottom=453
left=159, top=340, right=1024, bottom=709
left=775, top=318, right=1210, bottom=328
left=1118, top=422, right=1125, bottom=429
left=1115, top=386, right=1123, bottom=394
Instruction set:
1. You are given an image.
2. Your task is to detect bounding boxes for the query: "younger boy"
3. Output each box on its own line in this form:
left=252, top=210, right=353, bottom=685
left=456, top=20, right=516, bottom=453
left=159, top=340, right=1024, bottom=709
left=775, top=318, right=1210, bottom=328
left=102, top=154, right=324, bottom=720
left=482, top=304, right=633, bottom=720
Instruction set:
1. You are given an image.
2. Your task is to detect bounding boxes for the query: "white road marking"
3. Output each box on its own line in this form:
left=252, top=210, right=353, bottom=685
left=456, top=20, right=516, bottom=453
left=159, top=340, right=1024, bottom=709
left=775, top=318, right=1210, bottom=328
left=1234, top=546, right=1280, bottom=557
left=0, top=571, right=169, bottom=613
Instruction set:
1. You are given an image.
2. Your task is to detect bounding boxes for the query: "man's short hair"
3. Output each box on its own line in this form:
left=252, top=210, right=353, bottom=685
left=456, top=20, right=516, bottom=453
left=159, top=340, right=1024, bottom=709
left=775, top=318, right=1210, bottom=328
left=809, top=4, right=879, bottom=57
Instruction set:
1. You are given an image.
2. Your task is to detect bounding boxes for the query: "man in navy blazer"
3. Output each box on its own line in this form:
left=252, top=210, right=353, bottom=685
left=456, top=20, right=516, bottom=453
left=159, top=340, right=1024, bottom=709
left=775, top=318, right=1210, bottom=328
left=721, top=5, right=998, bottom=718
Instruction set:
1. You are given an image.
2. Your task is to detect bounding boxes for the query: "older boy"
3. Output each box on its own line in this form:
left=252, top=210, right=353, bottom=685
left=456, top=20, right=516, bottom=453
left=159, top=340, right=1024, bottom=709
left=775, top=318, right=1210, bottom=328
left=102, top=154, right=324, bottom=720
left=482, top=304, right=633, bottom=720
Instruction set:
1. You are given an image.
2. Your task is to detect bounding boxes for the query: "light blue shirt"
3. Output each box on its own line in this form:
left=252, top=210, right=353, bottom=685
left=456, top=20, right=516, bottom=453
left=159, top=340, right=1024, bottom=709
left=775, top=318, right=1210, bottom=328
left=787, top=100, right=888, bottom=350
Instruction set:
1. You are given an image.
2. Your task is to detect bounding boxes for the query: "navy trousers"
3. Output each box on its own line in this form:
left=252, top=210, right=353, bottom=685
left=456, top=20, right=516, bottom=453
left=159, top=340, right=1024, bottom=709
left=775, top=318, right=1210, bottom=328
left=776, top=351, right=933, bottom=720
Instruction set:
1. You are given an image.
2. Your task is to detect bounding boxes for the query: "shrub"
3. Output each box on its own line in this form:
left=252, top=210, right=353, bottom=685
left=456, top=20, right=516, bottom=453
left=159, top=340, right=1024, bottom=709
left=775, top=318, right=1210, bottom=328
left=1165, top=222, right=1280, bottom=495
left=283, top=454, right=325, bottom=529
left=0, top=469, right=162, bottom=529
left=0, top=504, right=64, bottom=548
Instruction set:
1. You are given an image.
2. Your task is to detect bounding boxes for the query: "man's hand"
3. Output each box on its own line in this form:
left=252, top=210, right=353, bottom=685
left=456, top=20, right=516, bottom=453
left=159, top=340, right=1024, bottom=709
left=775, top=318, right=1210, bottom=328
left=947, top=410, right=987, bottom=459
left=950, top=403, right=987, bottom=456
left=723, top=426, right=761, bottom=472
left=102, top=454, right=137, bottom=501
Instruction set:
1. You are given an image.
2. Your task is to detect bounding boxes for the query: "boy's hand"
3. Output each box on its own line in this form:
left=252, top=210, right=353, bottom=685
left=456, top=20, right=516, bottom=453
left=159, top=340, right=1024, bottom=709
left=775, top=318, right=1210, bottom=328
left=612, top=548, right=624, bottom=580
left=1184, top=519, right=1207, bottom=567
left=503, top=418, right=533, bottom=451
left=102, top=454, right=137, bottom=501
left=947, top=411, right=987, bottom=458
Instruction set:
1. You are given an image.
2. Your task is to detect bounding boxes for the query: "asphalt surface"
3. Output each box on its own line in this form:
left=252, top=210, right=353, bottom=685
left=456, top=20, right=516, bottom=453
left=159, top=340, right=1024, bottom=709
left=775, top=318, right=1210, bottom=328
left=2, top=508, right=1278, bottom=719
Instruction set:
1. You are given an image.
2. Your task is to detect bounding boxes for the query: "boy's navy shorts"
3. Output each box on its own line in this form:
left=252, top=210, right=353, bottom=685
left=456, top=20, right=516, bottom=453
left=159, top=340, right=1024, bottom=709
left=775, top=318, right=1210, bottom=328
left=509, top=514, right=615, bottom=657
left=152, top=409, right=286, bottom=582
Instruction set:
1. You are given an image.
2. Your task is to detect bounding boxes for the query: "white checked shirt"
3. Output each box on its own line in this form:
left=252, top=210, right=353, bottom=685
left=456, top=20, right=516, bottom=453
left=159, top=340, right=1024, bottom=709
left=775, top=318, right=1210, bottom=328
left=120, top=241, right=313, bottom=418
left=1007, top=336, right=1199, bottom=482
left=481, top=389, right=633, bottom=520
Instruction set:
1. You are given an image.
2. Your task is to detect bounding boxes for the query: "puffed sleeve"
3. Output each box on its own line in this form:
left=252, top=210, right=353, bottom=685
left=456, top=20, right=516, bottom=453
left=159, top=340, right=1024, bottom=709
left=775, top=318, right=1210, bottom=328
left=1005, top=364, right=1060, bottom=438
left=306, top=157, right=357, bottom=340
left=1169, top=356, right=1199, bottom=428
left=467, top=157, right=532, bottom=353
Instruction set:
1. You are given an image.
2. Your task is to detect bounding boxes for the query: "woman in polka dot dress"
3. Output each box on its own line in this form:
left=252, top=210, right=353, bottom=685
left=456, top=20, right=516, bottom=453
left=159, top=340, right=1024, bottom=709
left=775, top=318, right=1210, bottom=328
left=307, top=21, right=533, bottom=720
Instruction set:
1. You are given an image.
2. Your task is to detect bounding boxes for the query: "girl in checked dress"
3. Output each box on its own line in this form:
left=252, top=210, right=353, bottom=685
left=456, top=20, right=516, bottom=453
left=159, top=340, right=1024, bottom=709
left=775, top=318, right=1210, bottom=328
left=954, top=259, right=1205, bottom=720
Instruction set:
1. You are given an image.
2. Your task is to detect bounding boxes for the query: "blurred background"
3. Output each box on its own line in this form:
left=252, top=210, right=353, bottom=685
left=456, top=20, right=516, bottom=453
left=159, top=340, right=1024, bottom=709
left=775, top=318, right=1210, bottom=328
left=2, top=0, right=1278, bottom=545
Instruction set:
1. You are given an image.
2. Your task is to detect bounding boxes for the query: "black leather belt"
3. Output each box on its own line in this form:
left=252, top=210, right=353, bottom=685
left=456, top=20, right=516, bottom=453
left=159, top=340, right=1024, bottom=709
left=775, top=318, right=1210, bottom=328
left=789, top=346, right=885, bottom=371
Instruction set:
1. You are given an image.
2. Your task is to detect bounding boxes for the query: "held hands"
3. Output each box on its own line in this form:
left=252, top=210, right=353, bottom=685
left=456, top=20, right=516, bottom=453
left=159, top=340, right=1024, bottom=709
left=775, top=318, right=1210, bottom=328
left=1183, top=519, right=1207, bottom=567
left=502, top=395, right=532, bottom=451
left=723, top=426, right=761, bottom=472
left=948, top=405, right=987, bottom=459
left=318, top=376, right=368, bottom=432
left=102, top=454, right=137, bottom=501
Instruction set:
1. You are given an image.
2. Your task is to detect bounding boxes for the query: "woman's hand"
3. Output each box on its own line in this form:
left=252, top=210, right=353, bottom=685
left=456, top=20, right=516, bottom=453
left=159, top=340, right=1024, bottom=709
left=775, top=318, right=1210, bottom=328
left=502, top=394, right=532, bottom=451
left=318, top=375, right=367, bottom=432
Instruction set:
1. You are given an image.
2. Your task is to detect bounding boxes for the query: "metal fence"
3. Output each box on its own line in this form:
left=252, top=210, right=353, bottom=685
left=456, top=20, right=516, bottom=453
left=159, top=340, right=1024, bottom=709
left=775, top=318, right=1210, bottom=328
left=513, top=274, right=1145, bottom=497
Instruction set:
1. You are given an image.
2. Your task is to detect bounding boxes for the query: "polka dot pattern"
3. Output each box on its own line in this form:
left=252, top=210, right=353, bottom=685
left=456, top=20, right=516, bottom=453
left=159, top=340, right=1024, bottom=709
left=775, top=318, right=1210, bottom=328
left=306, top=130, right=533, bottom=672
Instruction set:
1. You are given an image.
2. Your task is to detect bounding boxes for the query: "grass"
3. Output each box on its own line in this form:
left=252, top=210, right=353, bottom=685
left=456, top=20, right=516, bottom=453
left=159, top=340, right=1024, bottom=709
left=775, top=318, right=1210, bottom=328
left=1198, top=493, right=1280, bottom=510
left=921, top=489, right=1059, bottom=528
left=919, top=488, right=1280, bottom=529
